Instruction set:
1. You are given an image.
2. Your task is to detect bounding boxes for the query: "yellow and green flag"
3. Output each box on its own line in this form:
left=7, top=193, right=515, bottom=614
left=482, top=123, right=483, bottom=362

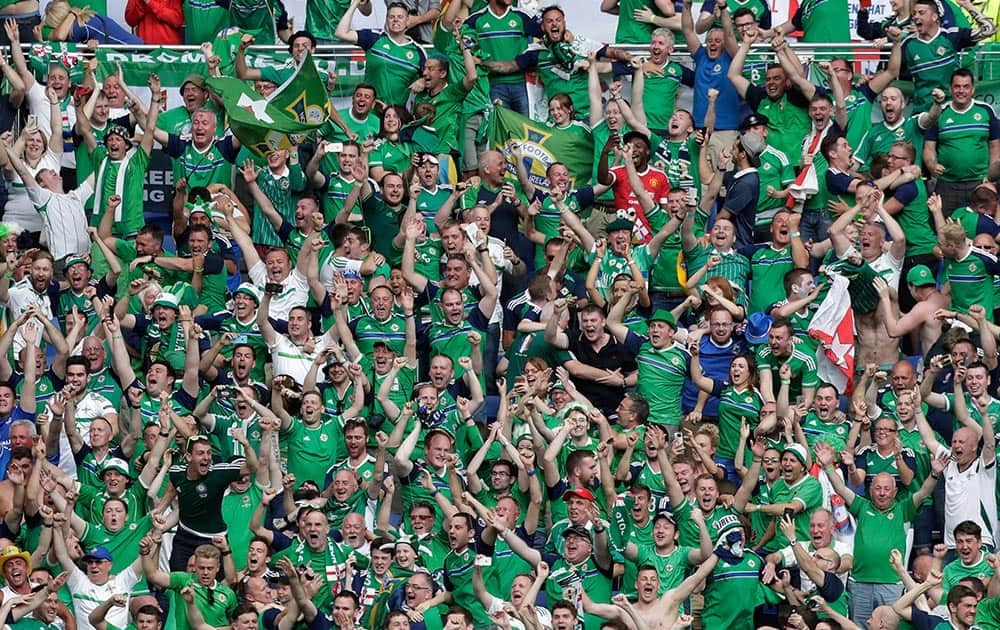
left=206, top=52, right=330, bottom=156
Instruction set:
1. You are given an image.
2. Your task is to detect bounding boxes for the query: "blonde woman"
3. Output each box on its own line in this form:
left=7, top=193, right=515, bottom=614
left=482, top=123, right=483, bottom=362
left=43, top=0, right=142, bottom=44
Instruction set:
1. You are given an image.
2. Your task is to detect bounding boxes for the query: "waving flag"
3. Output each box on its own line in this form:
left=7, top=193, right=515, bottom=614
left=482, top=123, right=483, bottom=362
left=808, top=273, right=856, bottom=396
left=206, top=52, right=330, bottom=156
left=486, top=106, right=594, bottom=189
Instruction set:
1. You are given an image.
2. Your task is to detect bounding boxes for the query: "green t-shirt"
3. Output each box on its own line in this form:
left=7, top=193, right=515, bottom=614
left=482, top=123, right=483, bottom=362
left=167, top=572, right=237, bottom=629
left=703, top=553, right=766, bottom=630
left=281, top=417, right=346, bottom=487
left=642, top=61, right=690, bottom=132
left=770, top=475, right=824, bottom=549
left=749, top=244, right=795, bottom=314
left=357, top=30, right=426, bottom=107
left=932, top=100, right=999, bottom=181
left=848, top=495, right=917, bottom=583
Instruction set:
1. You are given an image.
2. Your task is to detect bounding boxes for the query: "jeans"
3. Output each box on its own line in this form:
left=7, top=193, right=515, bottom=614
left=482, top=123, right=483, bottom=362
left=800, top=208, right=832, bottom=248
left=490, top=82, right=529, bottom=116
left=848, top=580, right=903, bottom=629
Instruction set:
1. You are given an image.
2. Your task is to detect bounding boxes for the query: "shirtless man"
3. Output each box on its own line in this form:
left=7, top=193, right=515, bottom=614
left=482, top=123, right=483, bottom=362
left=827, top=189, right=906, bottom=369
left=874, top=267, right=949, bottom=354
left=582, top=558, right=718, bottom=630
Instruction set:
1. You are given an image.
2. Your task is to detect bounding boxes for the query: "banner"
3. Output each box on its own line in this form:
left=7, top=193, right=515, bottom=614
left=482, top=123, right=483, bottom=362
left=206, top=52, right=331, bottom=155
left=486, top=106, right=594, bottom=189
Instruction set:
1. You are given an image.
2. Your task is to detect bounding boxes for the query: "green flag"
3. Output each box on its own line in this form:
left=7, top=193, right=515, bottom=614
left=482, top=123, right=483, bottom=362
left=206, top=52, right=330, bottom=156
left=486, top=106, right=594, bottom=189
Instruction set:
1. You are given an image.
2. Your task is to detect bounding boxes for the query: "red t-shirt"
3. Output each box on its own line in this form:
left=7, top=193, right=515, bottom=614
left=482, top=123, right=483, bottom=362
left=609, top=164, right=669, bottom=243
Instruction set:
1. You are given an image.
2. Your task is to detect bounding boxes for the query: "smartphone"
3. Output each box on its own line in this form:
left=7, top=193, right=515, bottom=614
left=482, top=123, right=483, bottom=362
left=673, top=431, right=683, bottom=442
left=324, top=141, right=343, bottom=153
left=233, top=334, right=248, bottom=345
left=219, top=386, right=235, bottom=400
left=462, top=223, right=479, bottom=241
left=783, top=507, right=795, bottom=520
left=26, top=114, right=37, bottom=128
left=474, top=555, right=492, bottom=567
left=264, top=282, right=283, bottom=295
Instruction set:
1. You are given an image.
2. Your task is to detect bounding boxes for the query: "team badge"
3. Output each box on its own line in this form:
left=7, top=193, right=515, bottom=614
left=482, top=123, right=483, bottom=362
left=320, top=433, right=329, bottom=442
left=937, top=47, right=945, bottom=55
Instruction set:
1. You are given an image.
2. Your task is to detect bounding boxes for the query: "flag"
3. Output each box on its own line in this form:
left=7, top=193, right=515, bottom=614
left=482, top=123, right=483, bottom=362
left=486, top=106, right=594, bottom=189
left=206, top=52, right=330, bottom=156
left=808, top=273, right=856, bottom=396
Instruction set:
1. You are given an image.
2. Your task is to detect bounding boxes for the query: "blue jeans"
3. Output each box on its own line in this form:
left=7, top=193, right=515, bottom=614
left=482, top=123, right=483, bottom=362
left=490, top=82, right=529, bottom=116
left=849, top=580, right=903, bottom=630
left=800, top=208, right=832, bottom=247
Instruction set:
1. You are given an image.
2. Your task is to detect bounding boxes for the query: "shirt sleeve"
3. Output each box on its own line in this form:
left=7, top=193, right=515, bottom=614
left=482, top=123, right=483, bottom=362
left=356, top=29, right=379, bottom=50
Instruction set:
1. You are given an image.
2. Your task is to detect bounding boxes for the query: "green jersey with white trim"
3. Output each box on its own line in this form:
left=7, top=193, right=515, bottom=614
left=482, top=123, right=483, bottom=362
left=928, top=100, right=1000, bottom=181
left=941, top=246, right=1000, bottom=322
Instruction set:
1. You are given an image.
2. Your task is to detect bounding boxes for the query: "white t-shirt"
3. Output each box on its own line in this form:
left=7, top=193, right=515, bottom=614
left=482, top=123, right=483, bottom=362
left=778, top=538, right=853, bottom=593
left=248, top=262, right=309, bottom=321
left=4, top=149, right=60, bottom=233
left=27, top=180, right=92, bottom=261
left=944, top=454, right=998, bottom=547
left=26, top=83, right=76, bottom=170
left=488, top=596, right=553, bottom=630
left=67, top=565, right=140, bottom=630
left=269, top=331, right=336, bottom=385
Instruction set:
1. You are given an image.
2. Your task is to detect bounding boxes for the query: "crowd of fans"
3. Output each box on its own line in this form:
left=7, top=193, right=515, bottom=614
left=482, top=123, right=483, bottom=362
left=4, top=0, right=1000, bottom=629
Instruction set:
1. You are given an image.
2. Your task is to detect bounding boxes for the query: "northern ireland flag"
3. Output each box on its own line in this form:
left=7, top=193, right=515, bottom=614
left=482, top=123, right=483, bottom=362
left=808, top=274, right=855, bottom=395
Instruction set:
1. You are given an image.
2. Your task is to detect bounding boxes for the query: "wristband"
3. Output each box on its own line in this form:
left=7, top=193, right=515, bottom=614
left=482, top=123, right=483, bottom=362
left=593, top=525, right=606, bottom=534
left=526, top=468, right=537, bottom=476
left=931, top=473, right=941, bottom=479
left=780, top=379, right=791, bottom=385
left=220, top=550, right=231, bottom=556
left=789, top=232, right=800, bottom=239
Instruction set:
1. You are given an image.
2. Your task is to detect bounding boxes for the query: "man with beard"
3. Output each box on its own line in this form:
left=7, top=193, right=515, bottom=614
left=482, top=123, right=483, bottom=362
left=56, top=252, right=118, bottom=336
left=597, top=133, right=666, bottom=246
left=0, top=242, right=59, bottom=356
left=854, top=86, right=944, bottom=172
left=150, top=224, right=227, bottom=315
left=756, top=318, right=818, bottom=410
left=491, top=5, right=632, bottom=118
left=325, top=418, right=383, bottom=489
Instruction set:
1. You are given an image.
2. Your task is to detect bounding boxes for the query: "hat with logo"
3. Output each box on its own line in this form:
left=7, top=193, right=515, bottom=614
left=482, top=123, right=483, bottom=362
left=906, top=265, right=936, bottom=287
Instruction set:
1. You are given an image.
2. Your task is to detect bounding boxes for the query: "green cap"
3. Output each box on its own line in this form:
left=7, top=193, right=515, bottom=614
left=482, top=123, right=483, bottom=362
left=606, top=218, right=633, bottom=234
left=649, top=309, right=677, bottom=329
left=906, top=265, right=935, bottom=287
left=64, top=255, right=90, bottom=270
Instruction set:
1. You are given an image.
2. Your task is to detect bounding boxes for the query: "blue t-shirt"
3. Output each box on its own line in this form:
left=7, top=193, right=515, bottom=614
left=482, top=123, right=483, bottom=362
left=693, top=48, right=740, bottom=130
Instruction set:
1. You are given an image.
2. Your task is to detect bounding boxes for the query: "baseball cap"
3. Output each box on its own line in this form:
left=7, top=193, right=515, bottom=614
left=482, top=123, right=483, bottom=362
left=906, top=265, right=935, bottom=287
left=82, top=546, right=113, bottom=562
left=561, top=526, right=594, bottom=542
left=648, top=309, right=677, bottom=329
left=739, top=112, right=770, bottom=131
left=180, top=74, right=206, bottom=90
left=562, top=487, right=596, bottom=502
left=606, top=218, right=633, bottom=234
left=152, top=293, right=180, bottom=310
left=235, top=282, right=262, bottom=304
left=783, top=443, right=809, bottom=468
left=100, top=457, right=131, bottom=479
left=64, top=255, right=90, bottom=270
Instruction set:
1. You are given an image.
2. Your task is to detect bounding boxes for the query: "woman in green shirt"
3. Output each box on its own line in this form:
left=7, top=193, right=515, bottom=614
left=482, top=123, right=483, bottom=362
left=369, top=106, right=414, bottom=183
